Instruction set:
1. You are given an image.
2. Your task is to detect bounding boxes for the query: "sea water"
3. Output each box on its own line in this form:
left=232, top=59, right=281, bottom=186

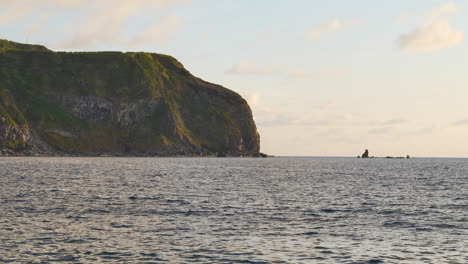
left=0, top=157, right=467, bottom=263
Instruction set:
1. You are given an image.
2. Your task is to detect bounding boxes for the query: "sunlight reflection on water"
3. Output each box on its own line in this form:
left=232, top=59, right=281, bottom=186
left=0, top=157, right=467, bottom=263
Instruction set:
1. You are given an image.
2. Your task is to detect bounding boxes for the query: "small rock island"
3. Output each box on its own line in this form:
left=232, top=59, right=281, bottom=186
left=361, top=149, right=369, bottom=158
left=358, top=149, right=411, bottom=159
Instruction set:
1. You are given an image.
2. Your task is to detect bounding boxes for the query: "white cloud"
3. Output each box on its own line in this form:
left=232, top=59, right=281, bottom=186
left=225, top=61, right=277, bottom=75
left=452, top=118, right=468, bottom=126
left=396, top=12, right=411, bottom=23
left=256, top=109, right=357, bottom=128
left=431, top=2, right=458, bottom=19
left=307, top=19, right=342, bottom=41
left=40, top=0, right=184, bottom=9
left=0, top=5, right=34, bottom=26
left=256, top=111, right=338, bottom=127
left=246, top=93, right=340, bottom=128
left=289, top=68, right=346, bottom=79
left=382, top=118, right=408, bottom=126
left=243, top=92, right=262, bottom=107
left=313, top=68, right=347, bottom=79
left=306, top=18, right=359, bottom=41
left=397, top=3, right=463, bottom=52
left=60, top=11, right=125, bottom=48
left=369, top=127, right=393, bottom=135
left=127, top=15, right=181, bottom=48
left=288, top=69, right=309, bottom=79
left=311, top=100, right=338, bottom=110
left=368, top=124, right=435, bottom=137
left=43, top=0, right=89, bottom=7
left=255, top=108, right=295, bottom=127
left=407, top=127, right=434, bottom=135
left=0, top=0, right=187, bottom=49
left=25, top=14, right=51, bottom=37
left=397, top=20, right=463, bottom=51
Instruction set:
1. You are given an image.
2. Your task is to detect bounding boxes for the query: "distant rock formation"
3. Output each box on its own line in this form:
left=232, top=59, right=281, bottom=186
left=357, top=149, right=411, bottom=159
left=361, top=149, right=369, bottom=158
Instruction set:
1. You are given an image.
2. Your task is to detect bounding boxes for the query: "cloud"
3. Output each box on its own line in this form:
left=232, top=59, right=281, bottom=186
left=397, top=20, right=463, bottom=51
left=43, top=0, right=89, bottom=7
left=289, top=68, right=346, bottom=79
left=59, top=1, right=148, bottom=48
left=369, top=127, right=393, bottom=135
left=225, top=61, right=277, bottom=75
left=60, top=11, right=125, bottom=48
left=243, top=92, right=261, bottom=107
left=127, top=15, right=180, bottom=48
left=253, top=107, right=306, bottom=127
left=306, top=18, right=359, bottom=41
left=369, top=125, right=435, bottom=136
left=256, top=109, right=356, bottom=128
left=294, top=119, right=333, bottom=127
left=307, top=19, right=342, bottom=41
left=431, top=2, right=458, bottom=19
left=255, top=108, right=296, bottom=127
left=0, top=0, right=188, bottom=10
left=396, top=12, right=411, bottom=23
left=407, top=127, right=433, bottom=135
left=288, top=69, right=309, bottom=78
left=241, top=92, right=295, bottom=127
left=382, top=118, right=408, bottom=126
left=246, top=93, right=339, bottom=128
left=0, top=0, right=187, bottom=49
left=313, top=68, right=347, bottom=79
left=310, top=100, right=338, bottom=110
left=25, top=14, right=50, bottom=36
left=256, top=113, right=332, bottom=127
left=397, top=3, right=463, bottom=52
left=0, top=0, right=92, bottom=26
left=452, top=118, right=468, bottom=126
left=0, top=5, right=34, bottom=26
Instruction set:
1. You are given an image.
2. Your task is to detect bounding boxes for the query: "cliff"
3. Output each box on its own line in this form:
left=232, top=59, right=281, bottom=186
left=0, top=39, right=260, bottom=156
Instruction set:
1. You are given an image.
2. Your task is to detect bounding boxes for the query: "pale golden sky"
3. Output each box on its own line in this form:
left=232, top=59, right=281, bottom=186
left=1, top=0, right=466, bottom=157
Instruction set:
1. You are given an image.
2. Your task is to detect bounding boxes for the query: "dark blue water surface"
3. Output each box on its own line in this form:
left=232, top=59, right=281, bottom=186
left=0, top=157, right=467, bottom=263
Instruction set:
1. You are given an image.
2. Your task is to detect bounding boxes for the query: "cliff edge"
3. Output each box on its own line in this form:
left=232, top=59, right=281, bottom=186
left=0, top=40, right=260, bottom=156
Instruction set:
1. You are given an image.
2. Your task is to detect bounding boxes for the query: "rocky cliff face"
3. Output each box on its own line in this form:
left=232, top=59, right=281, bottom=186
left=0, top=89, right=29, bottom=151
left=0, top=39, right=260, bottom=156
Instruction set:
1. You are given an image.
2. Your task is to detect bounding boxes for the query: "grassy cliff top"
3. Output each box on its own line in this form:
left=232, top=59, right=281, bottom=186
left=0, top=39, right=51, bottom=52
left=0, top=39, right=185, bottom=72
left=0, top=40, right=242, bottom=101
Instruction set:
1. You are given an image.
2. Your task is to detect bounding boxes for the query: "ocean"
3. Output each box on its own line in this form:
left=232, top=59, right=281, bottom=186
left=0, top=157, right=467, bottom=263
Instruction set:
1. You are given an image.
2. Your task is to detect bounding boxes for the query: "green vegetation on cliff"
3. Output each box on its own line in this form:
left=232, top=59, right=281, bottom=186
left=0, top=89, right=29, bottom=149
left=0, top=89, right=26, bottom=127
left=0, top=39, right=260, bottom=156
left=0, top=39, right=50, bottom=53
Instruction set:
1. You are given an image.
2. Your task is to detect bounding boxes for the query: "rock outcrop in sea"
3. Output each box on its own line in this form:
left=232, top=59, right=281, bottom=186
left=0, top=39, right=260, bottom=156
left=357, top=149, right=411, bottom=159
left=361, top=149, right=369, bottom=158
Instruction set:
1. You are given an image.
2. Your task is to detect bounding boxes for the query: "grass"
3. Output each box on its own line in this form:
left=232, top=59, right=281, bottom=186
left=0, top=39, right=50, bottom=53
left=0, top=89, right=27, bottom=127
left=0, top=89, right=28, bottom=149
left=0, top=40, right=259, bottom=154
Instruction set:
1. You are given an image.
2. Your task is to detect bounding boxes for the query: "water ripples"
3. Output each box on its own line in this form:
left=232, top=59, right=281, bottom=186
left=0, top=157, right=468, bottom=263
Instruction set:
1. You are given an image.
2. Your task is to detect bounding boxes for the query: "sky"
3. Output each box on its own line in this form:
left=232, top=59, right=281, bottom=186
left=1, top=0, right=467, bottom=157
